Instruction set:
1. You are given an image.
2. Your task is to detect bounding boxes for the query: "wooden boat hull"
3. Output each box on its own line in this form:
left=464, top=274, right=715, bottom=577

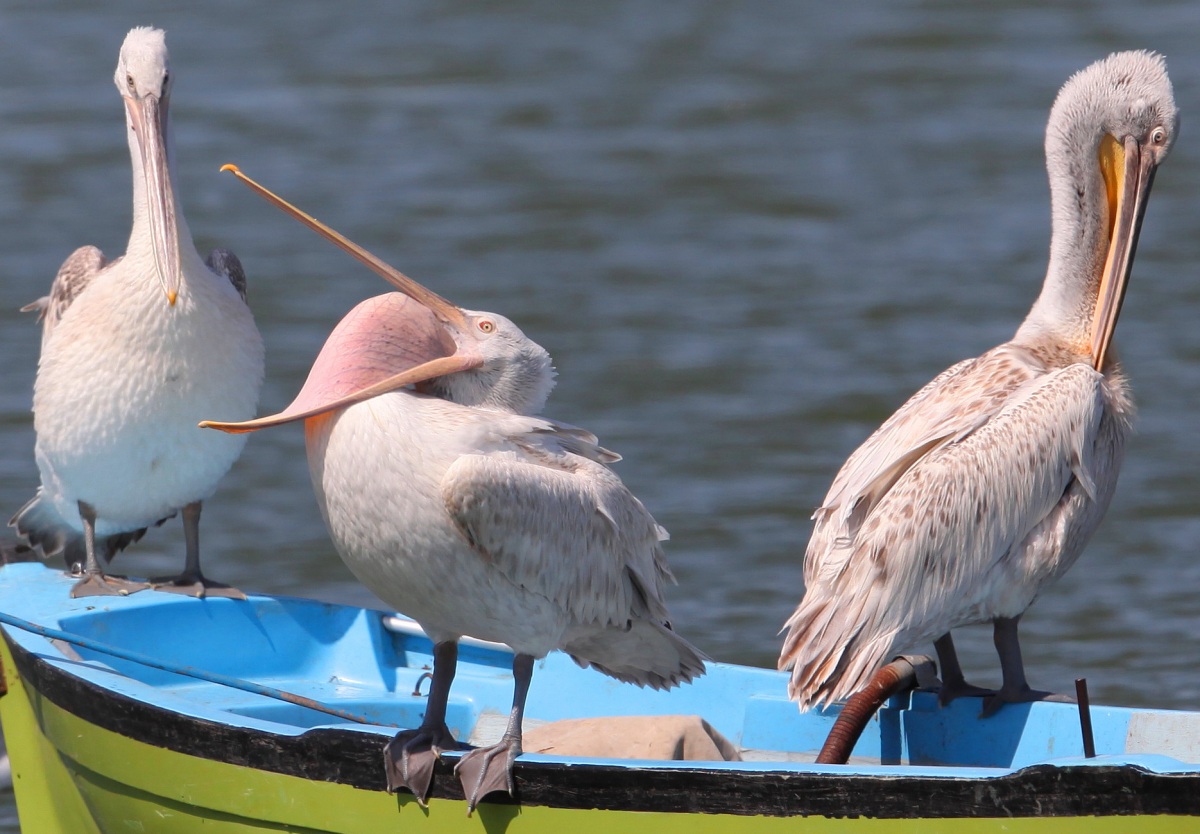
left=1, top=562, right=1197, bottom=831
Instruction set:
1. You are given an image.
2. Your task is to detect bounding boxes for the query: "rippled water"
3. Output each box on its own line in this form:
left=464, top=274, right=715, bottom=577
left=2, top=2, right=1200, bottom=827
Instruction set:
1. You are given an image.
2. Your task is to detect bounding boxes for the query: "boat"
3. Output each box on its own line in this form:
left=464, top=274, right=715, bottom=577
left=1, top=560, right=1197, bottom=831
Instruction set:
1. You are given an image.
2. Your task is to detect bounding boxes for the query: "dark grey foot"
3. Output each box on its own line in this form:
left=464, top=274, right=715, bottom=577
left=151, top=573, right=247, bottom=600
left=70, top=572, right=150, bottom=598
left=383, top=724, right=459, bottom=806
left=454, top=739, right=520, bottom=815
left=938, top=680, right=995, bottom=707
left=980, top=686, right=1074, bottom=718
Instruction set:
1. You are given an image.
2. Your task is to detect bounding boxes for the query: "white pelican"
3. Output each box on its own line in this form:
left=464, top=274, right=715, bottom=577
left=779, top=51, right=1177, bottom=715
left=10, top=28, right=264, bottom=598
left=203, top=167, right=705, bottom=811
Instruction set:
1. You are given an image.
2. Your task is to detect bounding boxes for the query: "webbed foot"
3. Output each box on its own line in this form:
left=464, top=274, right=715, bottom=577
left=938, top=680, right=995, bottom=707
left=980, top=617, right=1074, bottom=717
left=980, top=686, right=1074, bottom=718
left=383, top=723, right=459, bottom=806
left=70, top=572, right=150, bottom=598
left=151, top=572, right=246, bottom=600
left=454, top=737, right=520, bottom=815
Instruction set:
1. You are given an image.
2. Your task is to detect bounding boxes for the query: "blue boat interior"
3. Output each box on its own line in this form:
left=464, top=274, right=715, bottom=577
left=4, top=562, right=1198, bottom=776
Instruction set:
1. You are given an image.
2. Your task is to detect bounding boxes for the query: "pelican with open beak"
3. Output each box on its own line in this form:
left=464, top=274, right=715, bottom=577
left=203, top=166, right=705, bottom=812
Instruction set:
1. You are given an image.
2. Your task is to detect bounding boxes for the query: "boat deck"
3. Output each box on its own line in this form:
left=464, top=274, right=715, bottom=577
left=4, top=561, right=1198, bottom=777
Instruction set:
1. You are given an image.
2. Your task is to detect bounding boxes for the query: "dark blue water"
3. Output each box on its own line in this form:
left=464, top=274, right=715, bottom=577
left=3, top=3, right=1200, bottom=827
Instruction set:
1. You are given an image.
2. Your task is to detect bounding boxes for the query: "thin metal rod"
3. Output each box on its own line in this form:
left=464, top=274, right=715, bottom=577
left=0, top=608, right=391, bottom=727
left=1075, top=678, right=1096, bottom=758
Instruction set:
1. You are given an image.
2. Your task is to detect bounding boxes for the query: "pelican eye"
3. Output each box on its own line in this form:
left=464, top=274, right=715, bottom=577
left=126, top=72, right=136, bottom=92
left=477, top=319, right=495, bottom=334
left=1151, top=126, right=1167, bottom=145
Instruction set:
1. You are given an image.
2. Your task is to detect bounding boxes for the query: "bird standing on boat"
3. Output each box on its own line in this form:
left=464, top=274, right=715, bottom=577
left=11, top=28, right=264, bottom=598
left=203, top=167, right=705, bottom=811
left=779, top=51, right=1177, bottom=714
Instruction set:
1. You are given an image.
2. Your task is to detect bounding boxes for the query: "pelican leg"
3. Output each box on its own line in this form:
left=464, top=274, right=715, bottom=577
left=934, top=633, right=994, bottom=706
left=151, top=502, right=245, bottom=599
left=455, top=652, right=533, bottom=815
left=69, top=501, right=149, bottom=598
left=980, top=616, right=1073, bottom=717
left=384, top=640, right=462, bottom=806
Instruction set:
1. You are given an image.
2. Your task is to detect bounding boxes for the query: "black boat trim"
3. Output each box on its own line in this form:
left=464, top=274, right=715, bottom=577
left=5, top=631, right=1200, bottom=818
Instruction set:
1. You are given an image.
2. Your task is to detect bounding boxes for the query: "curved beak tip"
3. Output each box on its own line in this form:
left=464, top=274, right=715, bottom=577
left=167, top=289, right=178, bottom=306
left=198, top=419, right=252, bottom=434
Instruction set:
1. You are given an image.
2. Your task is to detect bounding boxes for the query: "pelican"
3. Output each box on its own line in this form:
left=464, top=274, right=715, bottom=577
left=10, top=28, right=264, bottom=598
left=203, top=167, right=705, bottom=811
left=778, top=51, right=1177, bottom=715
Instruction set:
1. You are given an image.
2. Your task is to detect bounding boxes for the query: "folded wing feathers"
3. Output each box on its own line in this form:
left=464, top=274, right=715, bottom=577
left=782, top=348, right=1111, bottom=710
left=442, top=417, right=705, bottom=687
left=22, top=245, right=108, bottom=353
left=443, top=418, right=678, bottom=632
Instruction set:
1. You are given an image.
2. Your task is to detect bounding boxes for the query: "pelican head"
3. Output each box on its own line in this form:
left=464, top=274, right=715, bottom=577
left=1021, top=50, right=1177, bottom=369
left=422, top=309, right=556, bottom=414
left=116, top=27, right=181, bottom=306
left=200, top=167, right=557, bottom=434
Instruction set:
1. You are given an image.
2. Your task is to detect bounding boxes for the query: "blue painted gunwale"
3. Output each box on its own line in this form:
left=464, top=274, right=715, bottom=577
left=1, top=560, right=1198, bottom=819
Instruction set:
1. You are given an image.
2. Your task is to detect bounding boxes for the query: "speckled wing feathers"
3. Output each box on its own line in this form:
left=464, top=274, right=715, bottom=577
left=783, top=348, right=1118, bottom=710
left=21, top=246, right=109, bottom=352
left=807, top=346, right=1045, bottom=587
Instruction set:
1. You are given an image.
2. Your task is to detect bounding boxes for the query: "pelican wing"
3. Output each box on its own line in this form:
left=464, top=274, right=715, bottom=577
left=22, top=246, right=109, bottom=351
left=784, top=353, right=1118, bottom=709
left=441, top=418, right=674, bottom=629
left=205, top=248, right=248, bottom=303
left=808, top=345, right=1047, bottom=586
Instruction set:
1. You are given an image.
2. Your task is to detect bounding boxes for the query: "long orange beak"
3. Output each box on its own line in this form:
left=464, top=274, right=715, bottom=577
left=128, top=92, right=180, bottom=305
left=201, top=166, right=486, bottom=433
left=1090, top=134, right=1158, bottom=370
left=219, top=164, right=466, bottom=328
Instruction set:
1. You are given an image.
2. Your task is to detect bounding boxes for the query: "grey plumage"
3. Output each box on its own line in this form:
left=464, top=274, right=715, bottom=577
left=438, top=412, right=702, bottom=689
left=206, top=248, right=247, bottom=302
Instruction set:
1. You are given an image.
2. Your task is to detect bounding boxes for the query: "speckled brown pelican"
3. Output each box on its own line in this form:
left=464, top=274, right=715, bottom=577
left=10, top=28, right=264, bottom=598
left=202, top=166, right=704, bottom=811
left=779, top=51, right=1177, bottom=715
